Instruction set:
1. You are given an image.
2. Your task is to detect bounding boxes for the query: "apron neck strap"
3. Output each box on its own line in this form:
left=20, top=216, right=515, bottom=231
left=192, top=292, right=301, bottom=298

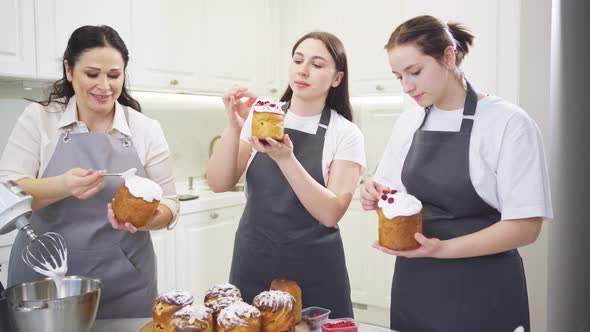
left=316, top=105, right=331, bottom=136
left=459, top=80, right=478, bottom=133
left=419, top=80, right=478, bottom=133
left=62, top=105, right=132, bottom=144
left=281, top=101, right=332, bottom=137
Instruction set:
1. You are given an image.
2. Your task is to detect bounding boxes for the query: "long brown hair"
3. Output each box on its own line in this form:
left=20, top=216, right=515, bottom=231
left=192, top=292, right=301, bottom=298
left=33, top=25, right=141, bottom=112
left=385, top=15, right=475, bottom=70
left=280, top=31, right=352, bottom=121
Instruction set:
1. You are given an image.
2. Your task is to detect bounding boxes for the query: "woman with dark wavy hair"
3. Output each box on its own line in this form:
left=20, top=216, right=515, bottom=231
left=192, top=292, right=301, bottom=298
left=0, top=25, right=179, bottom=318
left=207, top=31, right=366, bottom=317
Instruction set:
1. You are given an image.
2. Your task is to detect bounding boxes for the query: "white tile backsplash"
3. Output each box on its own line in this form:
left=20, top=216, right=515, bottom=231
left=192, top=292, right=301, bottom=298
left=134, top=91, right=227, bottom=183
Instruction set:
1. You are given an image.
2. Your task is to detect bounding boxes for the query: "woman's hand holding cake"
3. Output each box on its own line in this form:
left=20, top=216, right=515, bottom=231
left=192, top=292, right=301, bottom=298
left=372, top=232, right=443, bottom=258
left=107, top=174, right=164, bottom=233
left=248, top=99, right=293, bottom=163
left=107, top=202, right=162, bottom=233
left=362, top=180, right=444, bottom=257
left=371, top=189, right=445, bottom=258
left=249, top=134, right=294, bottom=163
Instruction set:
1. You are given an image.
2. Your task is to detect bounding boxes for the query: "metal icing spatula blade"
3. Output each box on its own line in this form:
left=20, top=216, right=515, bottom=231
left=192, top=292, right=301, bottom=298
left=102, top=168, right=137, bottom=178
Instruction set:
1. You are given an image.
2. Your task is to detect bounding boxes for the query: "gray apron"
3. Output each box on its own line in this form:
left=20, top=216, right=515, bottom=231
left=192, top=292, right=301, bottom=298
left=390, top=82, right=529, bottom=331
left=229, top=105, right=354, bottom=318
left=8, top=107, right=157, bottom=319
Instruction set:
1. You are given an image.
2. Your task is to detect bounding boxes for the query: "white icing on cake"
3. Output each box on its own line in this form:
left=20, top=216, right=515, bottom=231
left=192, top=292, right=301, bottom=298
left=156, top=290, right=194, bottom=305
left=124, top=175, right=162, bottom=202
left=252, top=99, right=285, bottom=115
left=253, top=290, right=295, bottom=311
left=217, top=302, right=261, bottom=328
left=377, top=190, right=422, bottom=219
left=173, top=305, right=212, bottom=324
left=204, top=283, right=241, bottom=300
left=205, top=296, right=242, bottom=312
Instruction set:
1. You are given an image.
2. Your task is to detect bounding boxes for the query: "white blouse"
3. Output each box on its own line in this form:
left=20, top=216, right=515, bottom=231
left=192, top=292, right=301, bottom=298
left=0, top=96, right=180, bottom=221
left=374, top=95, right=553, bottom=221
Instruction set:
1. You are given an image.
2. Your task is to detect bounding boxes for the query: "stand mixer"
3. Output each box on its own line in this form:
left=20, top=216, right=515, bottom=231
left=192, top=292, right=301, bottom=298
left=0, top=180, right=67, bottom=291
left=0, top=180, right=37, bottom=240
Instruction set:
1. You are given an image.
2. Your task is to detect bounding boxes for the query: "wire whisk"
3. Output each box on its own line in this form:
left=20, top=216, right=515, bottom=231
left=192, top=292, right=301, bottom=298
left=22, top=232, right=68, bottom=277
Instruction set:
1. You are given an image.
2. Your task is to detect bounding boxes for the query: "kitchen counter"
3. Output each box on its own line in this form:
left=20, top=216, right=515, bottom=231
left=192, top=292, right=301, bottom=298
left=176, top=180, right=246, bottom=214
left=92, top=318, right=397, bottom=332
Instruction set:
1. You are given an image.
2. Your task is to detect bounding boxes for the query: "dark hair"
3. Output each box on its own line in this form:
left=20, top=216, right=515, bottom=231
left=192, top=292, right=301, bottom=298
left=33, top=25, right=141, bottom=112
left=280, top=31, right=352, bottom=121
left=384, top=15, right=475, bottom=67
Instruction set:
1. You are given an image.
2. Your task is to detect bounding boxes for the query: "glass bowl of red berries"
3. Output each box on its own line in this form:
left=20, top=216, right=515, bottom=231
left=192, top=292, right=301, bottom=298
left=321, top=318, right=358, bottom=332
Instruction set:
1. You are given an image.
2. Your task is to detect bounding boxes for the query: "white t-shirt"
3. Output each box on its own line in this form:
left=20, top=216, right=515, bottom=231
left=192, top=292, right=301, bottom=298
left=0, top=96, right=180, bottom=220
left=240, top=108, right=366, bottom=184
left=374, top=95, right=553, bottom=221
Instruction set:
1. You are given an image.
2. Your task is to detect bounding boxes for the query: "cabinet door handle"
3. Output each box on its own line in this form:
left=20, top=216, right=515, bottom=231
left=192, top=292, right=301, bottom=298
left=209, top=212, right=220, bottom=219
left=170, top=79, right=179, bottom=86
left=376, top=84, right=385, bottom=91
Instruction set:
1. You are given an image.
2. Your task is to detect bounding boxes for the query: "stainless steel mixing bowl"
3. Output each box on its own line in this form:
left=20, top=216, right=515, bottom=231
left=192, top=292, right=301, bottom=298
left=2, top=276, right=101, bottom=332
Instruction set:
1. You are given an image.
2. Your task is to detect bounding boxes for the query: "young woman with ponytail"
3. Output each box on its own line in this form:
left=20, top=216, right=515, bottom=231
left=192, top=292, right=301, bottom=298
left=360, top=15, right=552, bottom=331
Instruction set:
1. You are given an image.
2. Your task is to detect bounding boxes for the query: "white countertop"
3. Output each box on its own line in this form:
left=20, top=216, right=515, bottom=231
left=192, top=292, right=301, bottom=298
left=176, top=179, right=246, bottom=214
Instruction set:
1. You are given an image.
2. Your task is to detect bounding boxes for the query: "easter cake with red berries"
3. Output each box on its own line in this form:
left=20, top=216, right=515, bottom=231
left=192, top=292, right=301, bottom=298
left=251, top=99, right=285, bottom=141
left=377, top=190, right=423, bottom=250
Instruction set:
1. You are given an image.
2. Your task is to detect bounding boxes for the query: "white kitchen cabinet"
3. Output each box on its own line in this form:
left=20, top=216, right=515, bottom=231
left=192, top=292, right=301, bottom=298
left=255, top=0, right=282, bottom=98
left=34, top=0, right=132, bottom=80
left=279, top=0, right=520, bottom=100
left=198, top=0, right=279, bottom=95
left=0, top=0, right=36, bottom=78
left=150, top=227, right=176, bottom=292
left=353, top=97, right=404, bottom=175
left=1, top=0, right=519, bottom=101
left=278, top=0, right=405, bottom=97
left=339, top=199, right=394, bottom=310
left=129, top=0, right=279, bottom=95
left=174, top=204, right=243, bottom=301
left=128, top=0, right=204, bottom=92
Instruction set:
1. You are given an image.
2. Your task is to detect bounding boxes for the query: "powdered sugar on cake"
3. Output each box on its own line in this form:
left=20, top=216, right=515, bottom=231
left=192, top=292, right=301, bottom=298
left=124, top=175, right=162, bottom=202
left=205, top=283, right=241, bottom=299
left=173, top=305, right=212, bottom=324
left=253, top=290, right=295, bottom=311
left=252, top=99, right=285, bottom=115
left=217, top=302, right=261, bottom=327
left=378, top=190, right=422, bottom=219
left=156, top=290, right=194, bottom=305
